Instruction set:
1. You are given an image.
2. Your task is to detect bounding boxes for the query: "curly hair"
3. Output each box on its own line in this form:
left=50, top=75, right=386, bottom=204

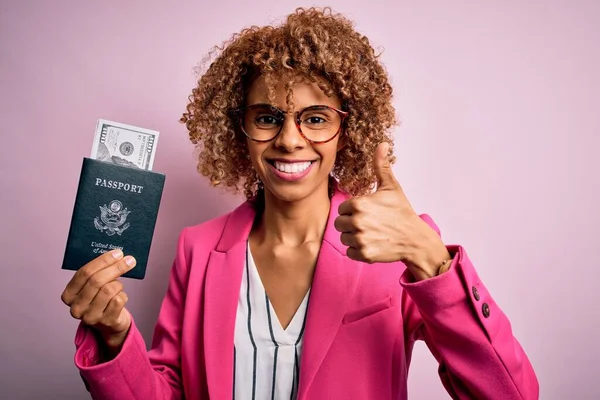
left=180, top=7, right=397, bottom=199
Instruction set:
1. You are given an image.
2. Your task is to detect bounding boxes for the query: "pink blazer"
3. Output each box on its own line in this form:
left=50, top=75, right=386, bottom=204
left=74, top=187, right=539, bottom=399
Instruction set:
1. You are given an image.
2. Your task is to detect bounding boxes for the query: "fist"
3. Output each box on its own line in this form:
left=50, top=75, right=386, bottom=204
left=61, top=250, right=135, bottom=348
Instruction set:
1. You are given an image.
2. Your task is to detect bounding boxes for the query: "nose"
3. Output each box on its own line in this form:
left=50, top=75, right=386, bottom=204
left=273, top=114, right=306, bottom=152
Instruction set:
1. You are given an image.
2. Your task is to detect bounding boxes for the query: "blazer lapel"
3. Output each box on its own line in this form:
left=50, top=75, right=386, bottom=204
left=203, top=201, right=256, bottom=400
left=297, top=187, right=363, bottom=400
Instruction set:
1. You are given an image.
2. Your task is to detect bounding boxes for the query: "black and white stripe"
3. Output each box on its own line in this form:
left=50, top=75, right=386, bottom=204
left=245, top=244, right=258, bottom=399
left=233, top=241, right=311, bottom=400
left=265, top=292, right=280, bottom=400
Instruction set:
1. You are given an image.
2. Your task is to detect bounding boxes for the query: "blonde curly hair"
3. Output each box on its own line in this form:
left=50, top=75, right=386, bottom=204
left=180, top=7, right=397, bottom=199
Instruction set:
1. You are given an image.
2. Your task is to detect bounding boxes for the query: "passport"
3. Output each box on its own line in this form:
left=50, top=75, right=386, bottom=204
left=62, top=157, right=166, bottom=279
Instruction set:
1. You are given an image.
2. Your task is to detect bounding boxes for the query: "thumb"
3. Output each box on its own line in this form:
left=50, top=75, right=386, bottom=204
left=373, top=142, right=398, bottom=190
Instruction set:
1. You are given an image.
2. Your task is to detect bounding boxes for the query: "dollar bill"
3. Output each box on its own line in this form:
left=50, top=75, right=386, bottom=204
left=90, top=119, right=160, bottom=171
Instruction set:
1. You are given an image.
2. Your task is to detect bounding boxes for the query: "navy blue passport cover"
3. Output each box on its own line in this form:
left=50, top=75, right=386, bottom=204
left=61, top=157, right=165, bottom=279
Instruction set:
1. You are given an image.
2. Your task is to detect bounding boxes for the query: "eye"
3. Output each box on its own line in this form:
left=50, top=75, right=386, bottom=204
left=255, top=114, right=280, bottom=126
left=304, top=116, right=327, bottom=125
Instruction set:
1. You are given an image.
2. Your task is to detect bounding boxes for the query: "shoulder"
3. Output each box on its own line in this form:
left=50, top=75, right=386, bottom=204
left=183, top=211, right=230, bottom=243
left=177, top=199, right=256, bottom=256
left=179, top=208, right=234, bottom=252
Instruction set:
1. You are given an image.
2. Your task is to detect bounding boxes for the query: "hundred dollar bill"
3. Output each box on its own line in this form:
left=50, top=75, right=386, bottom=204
left=90, top=119, right=160, bottom=171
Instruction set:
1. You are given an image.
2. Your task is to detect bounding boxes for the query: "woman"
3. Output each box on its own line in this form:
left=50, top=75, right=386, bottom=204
left=61, top=7, right=539, bottom=400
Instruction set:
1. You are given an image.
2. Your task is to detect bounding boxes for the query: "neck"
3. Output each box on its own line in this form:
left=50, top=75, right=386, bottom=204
left=254, top=181, right=332, bottom=247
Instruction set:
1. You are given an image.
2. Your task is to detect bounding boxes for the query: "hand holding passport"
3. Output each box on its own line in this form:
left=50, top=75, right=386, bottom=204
left=60, top=249, right=136, bottom=356
left=61, top=119, right=165, bottom=280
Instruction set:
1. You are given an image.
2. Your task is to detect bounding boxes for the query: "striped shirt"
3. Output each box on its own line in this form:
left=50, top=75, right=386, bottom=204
left=233, top=241, right=310, bottom=400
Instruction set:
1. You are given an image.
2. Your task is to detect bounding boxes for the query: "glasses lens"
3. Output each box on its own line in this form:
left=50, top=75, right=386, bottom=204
left=242, top=105, right=283, bottom=141
left=298, top=106, right=342, bottom=142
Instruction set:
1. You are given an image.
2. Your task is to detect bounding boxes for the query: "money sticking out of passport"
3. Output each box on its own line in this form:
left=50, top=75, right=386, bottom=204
left=91, top=119, right=160, bottom=171
left=61, top=119, right=165, bottom=279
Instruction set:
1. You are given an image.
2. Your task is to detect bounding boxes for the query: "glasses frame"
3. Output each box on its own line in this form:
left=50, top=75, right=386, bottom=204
left=232, top=103, right=349, bottom=144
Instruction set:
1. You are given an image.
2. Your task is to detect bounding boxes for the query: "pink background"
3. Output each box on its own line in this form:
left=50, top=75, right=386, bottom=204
left=1, top=1, right=598, bottom=399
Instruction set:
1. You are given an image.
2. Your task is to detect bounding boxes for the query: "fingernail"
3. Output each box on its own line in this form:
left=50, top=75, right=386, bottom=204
left=112, top=249, right=123, bottom=259
left=125, top=256, right=136, bottom=267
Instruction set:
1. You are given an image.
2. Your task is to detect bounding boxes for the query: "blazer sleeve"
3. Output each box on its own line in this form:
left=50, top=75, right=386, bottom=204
left=400, top=217, right=539, bottom=400
left=73, top=227, right=192, bottom=400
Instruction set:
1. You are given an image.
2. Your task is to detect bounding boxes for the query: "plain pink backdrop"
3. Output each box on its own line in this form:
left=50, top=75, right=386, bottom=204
left=1, top=1, right=598, bottom=399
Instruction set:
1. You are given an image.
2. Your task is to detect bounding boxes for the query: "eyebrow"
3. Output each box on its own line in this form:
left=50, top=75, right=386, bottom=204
left=246, top=103, right=282, bottom=109
left=245, top=103, right=335, bottom=112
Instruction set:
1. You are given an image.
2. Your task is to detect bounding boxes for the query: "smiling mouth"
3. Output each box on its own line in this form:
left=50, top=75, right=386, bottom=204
left=266, top=160, right=315, bottom=174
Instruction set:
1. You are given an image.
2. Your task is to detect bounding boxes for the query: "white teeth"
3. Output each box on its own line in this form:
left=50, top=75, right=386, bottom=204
left=274, top=161, right=312, bottom=174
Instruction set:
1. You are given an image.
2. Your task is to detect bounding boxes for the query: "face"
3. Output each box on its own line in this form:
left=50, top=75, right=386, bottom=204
left=243, top=75, right=345, bottom=203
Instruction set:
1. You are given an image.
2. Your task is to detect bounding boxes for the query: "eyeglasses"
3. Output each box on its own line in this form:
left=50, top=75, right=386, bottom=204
left=232, top=104, right=349, bottom=143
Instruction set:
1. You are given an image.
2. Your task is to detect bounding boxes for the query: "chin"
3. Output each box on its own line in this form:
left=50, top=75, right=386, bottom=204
left=264, top=183, right=314, bottom=204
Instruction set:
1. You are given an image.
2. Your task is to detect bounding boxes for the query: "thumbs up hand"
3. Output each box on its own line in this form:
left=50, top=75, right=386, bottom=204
left=334, top=142, right=452, bottom=281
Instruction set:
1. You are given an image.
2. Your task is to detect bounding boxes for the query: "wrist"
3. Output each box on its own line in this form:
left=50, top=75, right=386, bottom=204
left=98, top=328, right=129, bottom=361
left=407, top=241, right=452, bottom=281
